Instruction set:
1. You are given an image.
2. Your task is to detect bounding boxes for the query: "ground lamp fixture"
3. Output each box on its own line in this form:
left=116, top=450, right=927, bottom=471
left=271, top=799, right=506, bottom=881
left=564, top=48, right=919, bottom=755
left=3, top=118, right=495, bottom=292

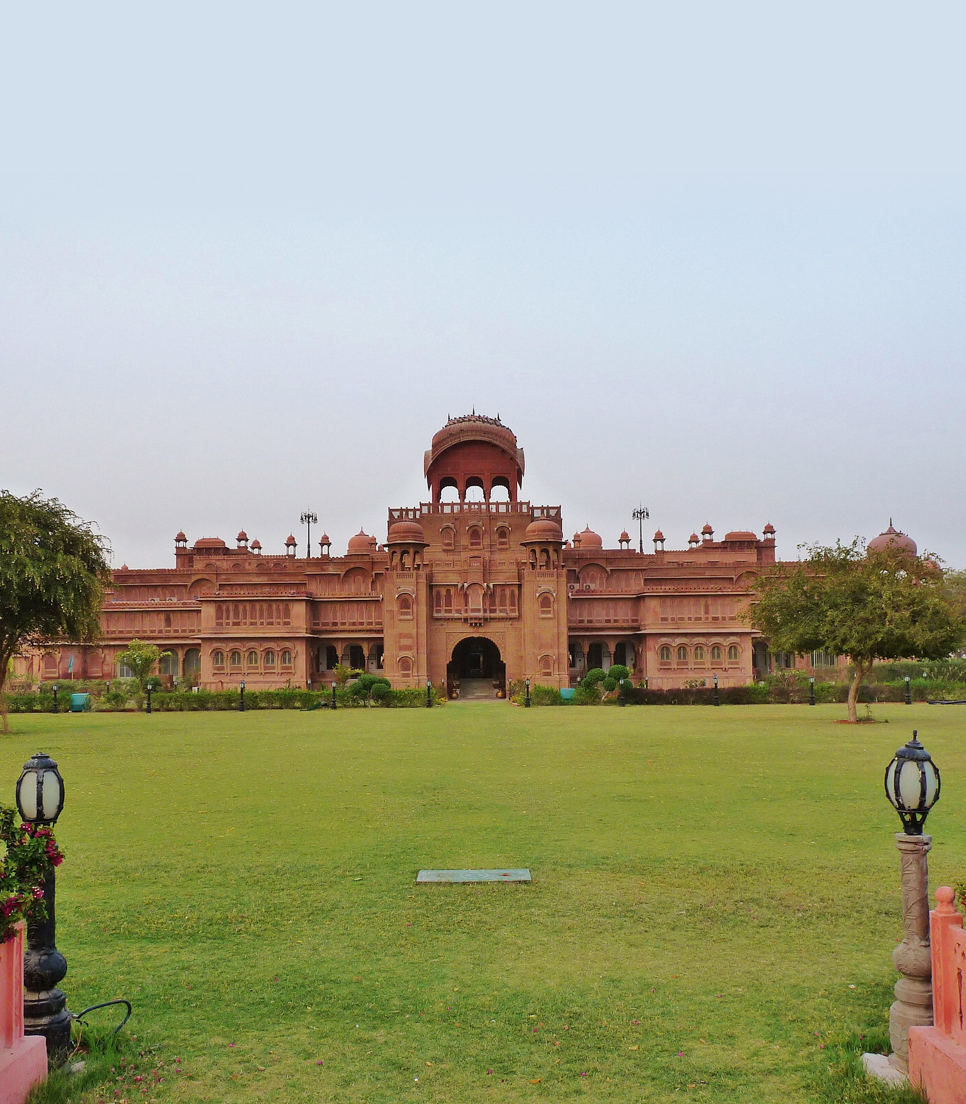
left=239, top=680, right=246, bottom=712
left=713, top=673, right=720, bottom=706
left=15, top=753, right=72, bottom=1058
left=525, top=678, right=531, bottom=708
left=426, top=679, right=433, bottom=709
left=331, top=681, right=337, bottom=711
left=880, top=731, right=941, bottom=1073
left=905, top=676, right=912, bottom=705
left=51, top=685, right=59, bottom=715
left=809, top=677, right=816, bottom=706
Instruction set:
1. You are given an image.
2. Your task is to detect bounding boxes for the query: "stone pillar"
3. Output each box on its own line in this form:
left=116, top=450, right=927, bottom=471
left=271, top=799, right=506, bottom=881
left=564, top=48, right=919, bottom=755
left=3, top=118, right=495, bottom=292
left=889, top=833, right=933, bottom=1073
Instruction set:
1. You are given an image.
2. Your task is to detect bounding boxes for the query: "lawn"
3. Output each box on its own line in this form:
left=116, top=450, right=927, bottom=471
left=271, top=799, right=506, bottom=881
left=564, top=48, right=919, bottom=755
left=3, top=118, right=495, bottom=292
left=3, top=702, right=963, bottom=1104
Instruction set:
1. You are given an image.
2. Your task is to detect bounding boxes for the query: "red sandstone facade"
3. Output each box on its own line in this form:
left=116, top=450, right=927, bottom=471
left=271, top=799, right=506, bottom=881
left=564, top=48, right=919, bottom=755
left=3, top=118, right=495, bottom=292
left=14, top=415, right=802, bottom=695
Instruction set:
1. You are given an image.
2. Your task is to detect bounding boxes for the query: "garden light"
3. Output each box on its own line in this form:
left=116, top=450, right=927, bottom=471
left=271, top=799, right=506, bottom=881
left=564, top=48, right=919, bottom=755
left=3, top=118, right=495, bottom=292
left=904, top=676, right=912, bottom=705
left=52, top=685, right=59, bottom=714
left=239, top=680, right=246, bottom=712
left=884, top=731, right=940, bottom=835
left=16, top=752, right=65, bottom=825
left=713, top=673, right=720, bottom=707
left=331, top=680, right=337, bottom=710
left=809, top=677, right=815, bottom=706
left=525, top=678, right=530, bottom=708
left=426, top=679, right=433, bottom=709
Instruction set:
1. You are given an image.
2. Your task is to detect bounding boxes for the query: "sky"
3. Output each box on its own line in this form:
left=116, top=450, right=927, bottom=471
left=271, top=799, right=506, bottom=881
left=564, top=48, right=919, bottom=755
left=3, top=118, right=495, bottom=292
left=2, top=2, right=964, bottom=568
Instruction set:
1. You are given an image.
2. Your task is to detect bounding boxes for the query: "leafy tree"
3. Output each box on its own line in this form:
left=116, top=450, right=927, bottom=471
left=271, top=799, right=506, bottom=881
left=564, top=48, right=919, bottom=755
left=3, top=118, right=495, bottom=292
left=115, top=639, right=172, bottom=708
left=0, top=491, right=111, bottom=732
left=750, top=541, right=966, bottom=722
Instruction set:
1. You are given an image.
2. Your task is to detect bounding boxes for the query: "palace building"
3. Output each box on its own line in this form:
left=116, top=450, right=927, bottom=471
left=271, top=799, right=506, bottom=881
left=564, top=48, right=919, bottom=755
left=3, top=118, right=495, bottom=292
left=17, top=413, right=807, bottom=696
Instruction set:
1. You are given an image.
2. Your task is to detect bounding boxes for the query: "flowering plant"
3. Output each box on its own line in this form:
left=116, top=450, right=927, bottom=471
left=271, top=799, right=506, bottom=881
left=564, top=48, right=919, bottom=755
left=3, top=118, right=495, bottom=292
left=0, top=804, right=64, bottom=944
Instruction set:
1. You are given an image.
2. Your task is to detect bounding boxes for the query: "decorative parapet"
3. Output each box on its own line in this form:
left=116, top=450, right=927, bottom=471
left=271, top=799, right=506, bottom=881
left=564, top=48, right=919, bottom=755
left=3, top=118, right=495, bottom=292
left=909, top=887, right=966, bottom=1101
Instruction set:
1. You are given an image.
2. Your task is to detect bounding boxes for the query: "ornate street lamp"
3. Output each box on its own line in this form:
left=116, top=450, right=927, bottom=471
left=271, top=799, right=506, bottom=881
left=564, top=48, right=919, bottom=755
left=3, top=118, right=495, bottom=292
left=426, top=680, right=433, bottom=709
left=618, top=678, right=626, bottom=706
left=301, top=511, right=318, bottom=559
left=239, top=680, right=246, bottom=712
left=524, top=678, right=531, bottom=708
left=51, top=685, right=59, bottom=715
left=16, top=753, right=71, bottom=1058
left=904, top=676, right=912, bottom=705
left=809, top=677, right=816, bottom=706
left=146, top=683, right=154, bottom=714
left=881, top=732, right=941, bottom=1073
left=713, top=673, right=720, bottom=706
left=331, top=680, right=337, bottom=711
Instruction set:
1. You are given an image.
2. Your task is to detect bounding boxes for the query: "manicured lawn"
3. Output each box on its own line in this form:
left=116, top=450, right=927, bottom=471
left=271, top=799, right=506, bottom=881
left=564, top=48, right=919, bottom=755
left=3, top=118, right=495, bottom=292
left=4, top=702, right=964, bottom=1103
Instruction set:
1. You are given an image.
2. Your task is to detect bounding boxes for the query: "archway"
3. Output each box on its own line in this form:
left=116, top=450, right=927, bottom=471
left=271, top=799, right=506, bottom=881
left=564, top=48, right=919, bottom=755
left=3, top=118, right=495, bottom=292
left=447, top=637, right=505, bottom=699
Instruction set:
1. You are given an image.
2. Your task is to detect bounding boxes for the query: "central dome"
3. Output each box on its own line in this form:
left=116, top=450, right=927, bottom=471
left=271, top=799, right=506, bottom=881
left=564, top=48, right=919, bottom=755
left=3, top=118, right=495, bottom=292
left=347, top=528, right=377, bottom=554
left=524, top=518, right=563, bottom=543
left=387, top=520, right=426, bottom=544
left=868, top=522, right=917, bottom=555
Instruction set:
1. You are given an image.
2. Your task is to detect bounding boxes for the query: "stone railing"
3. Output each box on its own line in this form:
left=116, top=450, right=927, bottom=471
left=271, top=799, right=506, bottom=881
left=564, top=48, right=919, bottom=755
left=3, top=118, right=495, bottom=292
left=909, top=887, right=966, bottom=1101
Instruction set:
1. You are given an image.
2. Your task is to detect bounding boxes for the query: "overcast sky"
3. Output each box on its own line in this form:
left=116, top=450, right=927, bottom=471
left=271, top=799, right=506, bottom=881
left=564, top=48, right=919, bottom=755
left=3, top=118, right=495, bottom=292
left=2, top=2, right=964, bottom=568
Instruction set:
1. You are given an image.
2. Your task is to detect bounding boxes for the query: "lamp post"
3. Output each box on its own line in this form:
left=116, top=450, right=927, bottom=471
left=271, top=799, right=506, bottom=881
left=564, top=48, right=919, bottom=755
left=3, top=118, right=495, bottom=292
left=632, top=505, right=650, bottom=554
left=618, top=678, right=626, bottom=706
left=809, top=677, right=816, bottom=706
left=51, top=685, right=59, bottom=715
left=881, top=731, right=941, bottom=1073
left=239, top=680, right=246, bottom=712
left=426, top=679, right=433, bottom=709
left=301, top=511, right=317, bottom=559
left=16, top=753, right=71, bottom=1060
left=524, top=678, right=531, bottom=708
left=904, top=676, right=912, bottom=705
left=713, top=673, right=720, bottom=706
left=331, top=681, right=337, bottom=711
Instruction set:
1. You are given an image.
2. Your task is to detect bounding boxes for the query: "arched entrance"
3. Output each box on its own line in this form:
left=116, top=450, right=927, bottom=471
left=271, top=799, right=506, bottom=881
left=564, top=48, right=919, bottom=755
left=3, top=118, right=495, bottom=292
left=447, top=637, right=505, bottom=700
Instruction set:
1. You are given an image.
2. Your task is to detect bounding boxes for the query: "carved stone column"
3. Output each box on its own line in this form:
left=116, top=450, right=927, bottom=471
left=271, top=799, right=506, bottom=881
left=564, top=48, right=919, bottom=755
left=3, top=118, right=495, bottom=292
left=889, top=833, right=933, bottom=1073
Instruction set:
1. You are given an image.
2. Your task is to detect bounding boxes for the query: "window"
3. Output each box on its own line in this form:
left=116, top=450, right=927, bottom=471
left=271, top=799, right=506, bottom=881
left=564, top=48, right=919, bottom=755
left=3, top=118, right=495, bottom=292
left=441, top=527, right=455, bottom=550
left=117, top=659, right=133, bottom=677
left=710, top=645, right=722, bottom=661
left=728, top=645, right=740, bottom=662
left=539, top=548, right=551, bottom=568
left=497, top=527, right=510, bottom=549
left=398, top=594, right=413, bottom=619
left=264, top=650, right=276, bottom=667
left=659, top=646, right=672, bottom=662
left=468, top=527, right=483, bottom=548
left=247, top=650, right=259, bottom=666
left=399, top=656, right=412, bottom=676
left=811, top=650, right=838, bottom=667
left=539, top=593, right=554, bottom=618
left=693, top=646, right=705, bottom=661
left=676, top=645, right=688, bottom=661
left=281, top=650, right=292, bottom=666
left=540, top=654, right=554, bottom=677
left=229, top=650, right=242, bottom=667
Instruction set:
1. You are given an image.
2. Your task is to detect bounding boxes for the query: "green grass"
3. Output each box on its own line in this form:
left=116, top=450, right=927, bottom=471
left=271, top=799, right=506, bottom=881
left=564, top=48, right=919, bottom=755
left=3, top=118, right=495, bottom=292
left=3, top=702, right=960, bottom=1103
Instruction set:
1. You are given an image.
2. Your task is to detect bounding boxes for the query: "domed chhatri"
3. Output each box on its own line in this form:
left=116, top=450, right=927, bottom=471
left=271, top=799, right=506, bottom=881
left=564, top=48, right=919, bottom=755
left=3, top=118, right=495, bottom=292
left=347, top=528, right=378, bottom=554
left=387, top=519, right=426, bottom=544
left=868, top=520, right=917, bottom=555
left=576, top=525, right=603, bottom=550
left=524, top=517, right=563, bottom=543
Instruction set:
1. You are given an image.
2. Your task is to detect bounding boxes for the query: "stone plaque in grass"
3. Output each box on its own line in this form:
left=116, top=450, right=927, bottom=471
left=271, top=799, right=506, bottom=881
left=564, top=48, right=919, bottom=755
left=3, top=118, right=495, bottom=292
left=416, top=869, right=531, bottom=883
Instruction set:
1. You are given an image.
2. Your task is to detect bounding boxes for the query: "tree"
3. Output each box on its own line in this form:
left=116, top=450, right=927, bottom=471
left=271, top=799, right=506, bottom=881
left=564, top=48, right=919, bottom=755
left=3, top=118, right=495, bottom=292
left=750, top=540, right=966, bottom=722
left=0, top=491, right=112, bottom=732
left=115, top=639, right=172, bottom=708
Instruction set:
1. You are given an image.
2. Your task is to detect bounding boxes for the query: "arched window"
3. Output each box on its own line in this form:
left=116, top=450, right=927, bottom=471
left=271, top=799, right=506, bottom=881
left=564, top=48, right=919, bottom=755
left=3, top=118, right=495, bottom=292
left=693, top=646, right=705, bottom=661
left=539, top=548, right=551, bottom=568
left=229, top=650, right=242, bottom=667
left=247, top=650, right=259, bottom=666
left=264, top=650, right=276, bottom=667
left=728, top=645, right=740, bottom=662
left=434, top=590, right=443, bottom=612
left=281, top=650, right=292, bottom=666
left=659, top=646, right=672, bottom=662
left=468, top=527, right=483, bottom=548
left=398, top=593, right=413, bottom=619
left=399, top=656, right=412, bottom=676
left=710, top=645, right=722, bottom=661
left=676, top=645, right=688, bottom=661
left=400, top=550, right=410, bottom=570
left=496, top=527, right=510, bottom=548
left=539, top=593, right=554, bottom=618
left=441, top=527, right=455, bottom=550
left=540, top=654, right=554, bottom=677
left=529, top=549, right=537, bottom=568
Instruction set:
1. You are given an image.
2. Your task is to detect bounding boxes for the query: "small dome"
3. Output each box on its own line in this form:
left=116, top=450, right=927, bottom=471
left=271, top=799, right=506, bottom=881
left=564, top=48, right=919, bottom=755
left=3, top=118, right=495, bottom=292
left=175, top=530, right=187, bottom=542
left=578, top=525, right=602, bottom=550
left=619, top=530, right=630, bottom=542
left=347, top=528, right=374, bottom=554
left=237, top=530, right=248, bottom=542
left=387, top=520, right=426, bottom=544
left=524, top=518, right=563, bottom=543
left=285, top=534, right=297, bottom=545
left=653, top=529, right=665, bottom=541
left=868, top=522, right=917, bottom=555
left=763, top=522, right=776, bottom=535
left=701, top=523, right=713, bottom=535
left=319, top=532, right=330, bottom=544
left=120, top=563, right=129, bottom=571
left=194, top=537, right=227, bottom=548
left=724, top=530, right=757, bottom=541
left=689, top=533, right=700, bottom=543
left=250, top=539, right=261, bottom=550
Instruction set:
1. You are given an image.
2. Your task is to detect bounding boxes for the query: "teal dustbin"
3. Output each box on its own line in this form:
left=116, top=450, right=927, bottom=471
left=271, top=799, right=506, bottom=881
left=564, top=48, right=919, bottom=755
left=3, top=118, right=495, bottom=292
left=69, top=693, right=91, bottom=712
left=560, top=688, right=576, bottom=701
